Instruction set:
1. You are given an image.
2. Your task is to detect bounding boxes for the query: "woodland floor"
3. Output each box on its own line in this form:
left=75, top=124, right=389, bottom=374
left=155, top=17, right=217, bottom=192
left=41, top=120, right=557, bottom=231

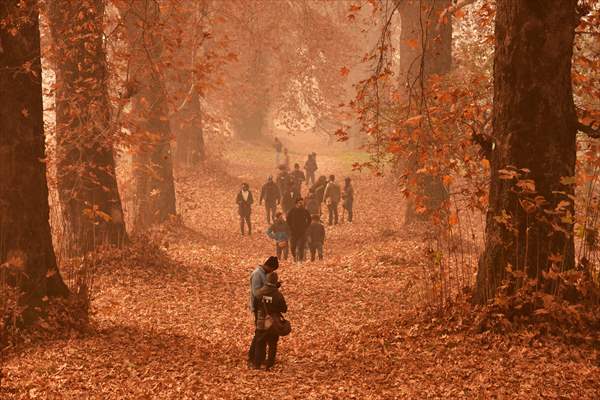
left=2, top=138, right=599, bottom=399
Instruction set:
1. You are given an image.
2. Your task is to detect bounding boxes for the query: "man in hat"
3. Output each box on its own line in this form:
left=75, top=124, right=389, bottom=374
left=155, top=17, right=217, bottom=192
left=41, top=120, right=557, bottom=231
left=260, top=176, right=281, bottom=224
left=248, top=256, right=279, bottom=368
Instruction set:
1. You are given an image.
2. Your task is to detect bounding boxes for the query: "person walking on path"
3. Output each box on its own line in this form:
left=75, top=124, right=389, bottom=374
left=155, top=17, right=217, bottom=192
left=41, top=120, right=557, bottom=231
left=236, top=183, right=254, bottom=235
left=304, top=153, right=318, bottom=186
left=267, top=212, right=290, bottom=261
left=281, top=148, right=290, bottom=171
left=290, top=163, right=305, bottom=200
left=305, top=189, right=321, bottom=217
left=342, top=177, right=354, bottom=223
left=254, top=271, right=288, bottom=370
left=248, top=256, right=279, bottom=368
left=260, top=176, right=281, bottom=224
left=323, top=175, right=341, bottom=226
left=306, top=214, right=326, bottom=261
left=286, top=198, right=311, bottom=262
left=311, top=175, right=328, bottom=206
left=273, top=137, right=283, bottom=167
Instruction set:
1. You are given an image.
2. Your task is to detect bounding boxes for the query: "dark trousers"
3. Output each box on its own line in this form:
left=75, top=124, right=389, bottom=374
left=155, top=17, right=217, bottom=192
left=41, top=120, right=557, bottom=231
left=265, top=204, right=277, bottom=224
left=344, top=203, right=353, bottom=222
left=327, top=202, right=339, bottom=225
left=310, top=244, right=323, bottom=261
left=240, top=214, right=251, bottom=235
left=254, top=330, right=279, bottom=368
left=276, top=242, right=289, bottom=260
left=290, top=233, right=306, bottom=261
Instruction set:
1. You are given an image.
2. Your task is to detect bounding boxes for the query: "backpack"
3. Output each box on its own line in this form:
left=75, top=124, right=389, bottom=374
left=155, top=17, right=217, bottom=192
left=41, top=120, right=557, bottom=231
left=262, top=298, right=292, bottom=336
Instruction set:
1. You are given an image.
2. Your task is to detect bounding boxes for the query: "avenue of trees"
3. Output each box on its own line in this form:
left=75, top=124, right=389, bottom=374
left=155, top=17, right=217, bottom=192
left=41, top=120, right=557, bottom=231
left=1, top=0, right=599, bottom=325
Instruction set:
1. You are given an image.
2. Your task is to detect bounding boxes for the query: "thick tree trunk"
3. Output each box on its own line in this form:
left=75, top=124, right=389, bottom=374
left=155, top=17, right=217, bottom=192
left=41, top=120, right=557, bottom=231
left=0, top=0, right=69, bottom=322
left=399, top=0, right=452, bottom=224
left=118, top=0, right=177, bottom=229
left=48, top=0, right=127, bottom=254
left=475, top=0, right=578, bottom=303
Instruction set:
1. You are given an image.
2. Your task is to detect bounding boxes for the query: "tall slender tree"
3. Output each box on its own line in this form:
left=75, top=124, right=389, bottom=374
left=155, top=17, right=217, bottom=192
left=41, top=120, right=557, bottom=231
left=0, top=0, right=69, bottom=322
left=476, top=0, right=578, bottom=303
left=117, top=0, right=177, bottom=229
left=398, top=0, right=452, bottom=224
left=47, top=0, right=127, bottom=253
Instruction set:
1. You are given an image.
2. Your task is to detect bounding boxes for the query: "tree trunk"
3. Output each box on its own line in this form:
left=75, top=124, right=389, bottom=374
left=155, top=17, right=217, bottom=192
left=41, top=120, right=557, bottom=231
left=399, top=0, right=452, bottom=224
left=475, top=0, right=578, bottom=303
left=0, top=0, right=69, bottom=323
left=173, top=86, right=205, bottom=166
left=48, top=0, right=127, bottom=254
left=118, top=0, right=177, bottom=229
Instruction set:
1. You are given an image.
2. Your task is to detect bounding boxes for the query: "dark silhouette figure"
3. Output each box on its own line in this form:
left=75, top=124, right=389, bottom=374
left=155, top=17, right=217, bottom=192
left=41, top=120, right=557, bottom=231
left=236, top=183, right=253, bottom=235
left=260, top=176, right=281, bottom=224
left=304, top=153, right=318, bottom=186
left=342, top=177, right=354, bottom=223
left=306, top=214, right=326, bottom=261
left=286, top=198, right=312, bottom=262
left=254, top=272, right=287, bottom=370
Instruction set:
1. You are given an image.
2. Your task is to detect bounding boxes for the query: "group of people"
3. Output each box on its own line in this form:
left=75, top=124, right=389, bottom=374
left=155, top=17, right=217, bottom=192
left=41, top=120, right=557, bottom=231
left=235, top=142, right=355, bottom=262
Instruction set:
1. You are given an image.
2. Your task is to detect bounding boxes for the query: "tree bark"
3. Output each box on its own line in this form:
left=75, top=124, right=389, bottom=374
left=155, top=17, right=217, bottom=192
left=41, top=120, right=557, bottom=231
left=475, top=0, right=578, bottom=303
left=173, top=90, right=205, bottom=166
left=0, top=0, right=69, bottom=322
left=118, top=0, right=177, bottom=229
left=48, top=0, right=127, bottom=254
left=399, top=0, right=452, bottom=224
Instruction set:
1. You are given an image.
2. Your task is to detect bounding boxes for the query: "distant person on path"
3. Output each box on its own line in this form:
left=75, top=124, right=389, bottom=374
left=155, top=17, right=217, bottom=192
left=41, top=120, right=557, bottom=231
left=248, top=256, right=279, bottom=369
left=276, top=166, right=292, bottom=195
left=306, top=214, right=326, bottom=261
left=290, top=163, right=305, bottom=199
left=273, top=137, right=283, bottom=167
left=342, top=177, right=354, bottom=223
left=254, top=272, right=287, bottom=370
left=304, top=153, right=318, bottom=186
left=281, top=148, right=290, bottom=171
left=286, top=198, right=311, bottom=262
left=305, top=189, right=320, bottom=217
left=236, top=183, right=254, bottom=235
left=281, top=190, right=295, bottom=215
left=311, top=175, right=328, bottom=206
left=323, top=175, right=341, bottom=226
left=260, top=176, right=281, bottom=224
left=267, top=212, right=290, bottom=261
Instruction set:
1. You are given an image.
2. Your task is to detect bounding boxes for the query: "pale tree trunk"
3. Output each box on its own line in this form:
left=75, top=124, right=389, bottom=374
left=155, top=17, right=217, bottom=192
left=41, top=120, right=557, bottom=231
left=398, top=0, right=452, bottom=224
left=118, top=0, right=177, bottom=229
left=0, top=0, right=69, bottom=323
left=475, top=0, right=578, bottom=303
left=48, top=0, right=127, bottom=254
left=173, top=90, right=205, bottom=166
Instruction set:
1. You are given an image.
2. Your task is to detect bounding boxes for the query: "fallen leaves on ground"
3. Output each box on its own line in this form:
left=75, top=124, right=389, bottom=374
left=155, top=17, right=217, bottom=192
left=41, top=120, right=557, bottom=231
left=2, top=141, right=599, bottom=399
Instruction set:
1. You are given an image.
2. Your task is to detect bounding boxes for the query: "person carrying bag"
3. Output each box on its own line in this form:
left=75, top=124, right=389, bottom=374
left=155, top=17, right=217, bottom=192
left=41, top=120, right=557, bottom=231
left=254, top=272, right=290, bottom=370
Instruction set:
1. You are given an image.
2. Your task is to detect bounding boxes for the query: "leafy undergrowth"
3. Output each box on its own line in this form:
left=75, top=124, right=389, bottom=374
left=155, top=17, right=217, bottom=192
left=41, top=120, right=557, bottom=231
left=2, top=142, right=599, bottom=399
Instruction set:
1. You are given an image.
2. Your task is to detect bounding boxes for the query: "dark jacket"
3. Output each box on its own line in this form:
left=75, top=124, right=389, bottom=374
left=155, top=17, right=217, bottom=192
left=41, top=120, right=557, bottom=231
left=291, top=170, right=305, bottom=187
left=306, top=195, right=320, bottom=216
left=256, top=284, right=288, bottom=331
left=277, top=171, right=293, bottom=194
left=286, top=207, right=311, bottom=235
left=304, top=156, right=317, bottom=172
left=306, top=221, right=325, bottom=245
left=312, top=178, right=327, bottom=203
left=260, top=181, right=281, bottom=206
left=236, top=190, right=253, bottom=216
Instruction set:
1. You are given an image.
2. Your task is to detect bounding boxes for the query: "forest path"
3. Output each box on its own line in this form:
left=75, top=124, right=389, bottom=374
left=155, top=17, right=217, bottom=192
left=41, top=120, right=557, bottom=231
left=2, top=139, right=598, bottom=399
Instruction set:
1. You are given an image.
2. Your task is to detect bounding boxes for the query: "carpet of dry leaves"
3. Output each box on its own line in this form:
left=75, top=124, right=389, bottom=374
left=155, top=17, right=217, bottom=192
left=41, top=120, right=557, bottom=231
left=2, top=140, right=599, bottom=399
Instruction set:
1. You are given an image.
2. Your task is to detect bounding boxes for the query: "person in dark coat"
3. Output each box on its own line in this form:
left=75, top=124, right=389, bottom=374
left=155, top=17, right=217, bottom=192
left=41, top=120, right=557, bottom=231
left=254, top=271, right=288, bottom=370
left=323, top=175, right=341, bottom=226
left=306, top=214, right=326, bottom=261
left=274, top=137, right=283, bottom=167
left=260, top=176, right=281, bottom=224
left=305, top=189, right=320, bottom=217
left=236, top=183, right=254, bottom=235
left=304, top=153, right=318, bottom=186
left=248, top=256, right=279, bottom=368
left=290, top=163, right=305, bottom=199
left=311, top=175, right=328, bottom=205
left=286, top=198, right=311, bottom=262
left=267, top=212, right=290, bottom=260
left=342, top=177, right=354, bottom=223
